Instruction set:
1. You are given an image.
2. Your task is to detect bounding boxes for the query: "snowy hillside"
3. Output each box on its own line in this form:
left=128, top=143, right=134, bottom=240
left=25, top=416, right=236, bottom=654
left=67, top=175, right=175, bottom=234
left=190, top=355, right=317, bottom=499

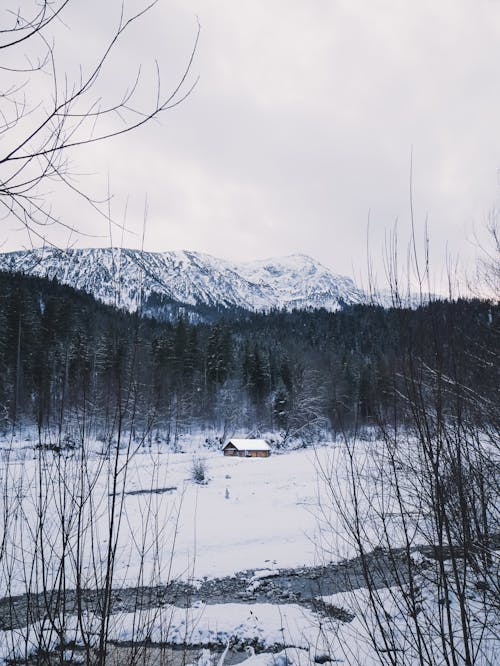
left=236, top=253, right=366, bottom=310
left=0, top=248, right=369, bottom=316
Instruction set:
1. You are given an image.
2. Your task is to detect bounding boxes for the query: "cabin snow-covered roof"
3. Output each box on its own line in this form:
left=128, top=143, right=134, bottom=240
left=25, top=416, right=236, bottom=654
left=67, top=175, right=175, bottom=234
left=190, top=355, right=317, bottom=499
left=224, top=439, right=270, bottom=451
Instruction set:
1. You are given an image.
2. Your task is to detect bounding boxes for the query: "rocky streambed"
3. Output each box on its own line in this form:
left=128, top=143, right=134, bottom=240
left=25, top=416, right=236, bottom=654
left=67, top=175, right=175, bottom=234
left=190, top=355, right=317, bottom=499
left=0, top=547, right=420, bottom=633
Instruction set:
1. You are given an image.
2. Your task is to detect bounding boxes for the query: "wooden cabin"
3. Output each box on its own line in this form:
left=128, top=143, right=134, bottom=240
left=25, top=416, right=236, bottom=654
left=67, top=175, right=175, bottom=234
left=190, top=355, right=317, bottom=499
left=223, top=439, right=271, bottom=458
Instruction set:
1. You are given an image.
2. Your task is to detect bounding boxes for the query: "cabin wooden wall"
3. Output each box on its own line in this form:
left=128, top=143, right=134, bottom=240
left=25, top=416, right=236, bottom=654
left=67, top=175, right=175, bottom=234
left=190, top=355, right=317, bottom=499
left=223, top=448, right=270, bottom=457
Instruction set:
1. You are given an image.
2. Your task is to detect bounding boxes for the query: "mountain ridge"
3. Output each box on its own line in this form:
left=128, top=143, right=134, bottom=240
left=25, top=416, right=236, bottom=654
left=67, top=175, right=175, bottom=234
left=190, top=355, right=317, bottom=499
left=0, top=247, right=371, bottom=319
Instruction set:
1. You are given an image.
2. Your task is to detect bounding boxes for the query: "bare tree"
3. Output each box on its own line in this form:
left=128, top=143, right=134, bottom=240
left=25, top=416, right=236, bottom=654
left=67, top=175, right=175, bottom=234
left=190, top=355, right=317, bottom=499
left=475, top=211, right=500, bottom=301
left=0, top=0, right=199, bottom=243
left=0, top=10, right=201, bottom=651
left=315, top=223, right=500, bottom=665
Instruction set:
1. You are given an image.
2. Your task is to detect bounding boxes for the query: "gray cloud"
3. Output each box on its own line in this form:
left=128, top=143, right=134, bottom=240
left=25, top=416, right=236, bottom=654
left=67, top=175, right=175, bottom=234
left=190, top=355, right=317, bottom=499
left=2, top=0, right=499, bottom=291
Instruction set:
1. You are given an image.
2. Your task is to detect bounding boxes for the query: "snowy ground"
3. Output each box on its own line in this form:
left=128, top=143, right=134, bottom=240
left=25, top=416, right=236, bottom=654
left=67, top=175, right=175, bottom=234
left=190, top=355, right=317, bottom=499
left=0, top=602, right=323, bottom=665
left=0, top=434, right=498, bottom=664
left=2, top=583, right=497, bottom=665
left=0, top=437, right=361, bottom=597
left=0, top=437, right=344, bottom=663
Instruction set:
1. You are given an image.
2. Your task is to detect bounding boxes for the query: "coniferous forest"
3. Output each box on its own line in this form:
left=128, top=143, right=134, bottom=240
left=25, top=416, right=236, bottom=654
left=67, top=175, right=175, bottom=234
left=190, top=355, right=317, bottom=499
left=1, top=270, right=497, bottom=446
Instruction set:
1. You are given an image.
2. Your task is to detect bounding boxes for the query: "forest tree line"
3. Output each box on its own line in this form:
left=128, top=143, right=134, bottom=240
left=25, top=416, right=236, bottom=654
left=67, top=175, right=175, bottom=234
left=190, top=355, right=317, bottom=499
left=0, top=270, right=498, bottom=445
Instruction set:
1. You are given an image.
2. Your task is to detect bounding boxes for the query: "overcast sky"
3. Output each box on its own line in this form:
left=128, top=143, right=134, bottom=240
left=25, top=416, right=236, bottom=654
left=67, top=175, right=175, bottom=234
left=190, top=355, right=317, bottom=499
left=3, top=0, right=500, bottom=291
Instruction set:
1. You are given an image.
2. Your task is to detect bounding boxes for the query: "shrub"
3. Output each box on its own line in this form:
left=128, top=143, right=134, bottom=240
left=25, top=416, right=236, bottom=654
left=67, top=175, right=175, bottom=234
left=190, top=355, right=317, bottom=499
left=191, top=457, right=208, bottom=484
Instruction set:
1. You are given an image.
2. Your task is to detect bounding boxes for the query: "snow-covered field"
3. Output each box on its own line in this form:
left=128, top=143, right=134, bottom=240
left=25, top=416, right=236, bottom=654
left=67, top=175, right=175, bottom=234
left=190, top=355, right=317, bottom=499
left=0, top=437, right=350, bottom=663
left=0, top=434, right=498, bottom=665
left=0, top=438, right=351, bottom=597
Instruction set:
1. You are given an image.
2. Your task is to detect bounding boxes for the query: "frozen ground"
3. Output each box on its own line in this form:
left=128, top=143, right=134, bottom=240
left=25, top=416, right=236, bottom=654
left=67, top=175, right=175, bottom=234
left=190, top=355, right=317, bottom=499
left=0, top=434, right=498, bottom=664
left=0, top=602, right=324, bottom=665
left=1, top=580, right=497, bottom=665
left=0, top=437, right=345, bottom=663
left=0, top=437, right=363, bottom=597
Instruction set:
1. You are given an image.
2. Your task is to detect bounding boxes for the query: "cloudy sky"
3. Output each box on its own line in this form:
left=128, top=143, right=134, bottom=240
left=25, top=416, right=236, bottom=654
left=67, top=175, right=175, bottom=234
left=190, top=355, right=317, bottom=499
left=2, top=0, right=500, bottom=290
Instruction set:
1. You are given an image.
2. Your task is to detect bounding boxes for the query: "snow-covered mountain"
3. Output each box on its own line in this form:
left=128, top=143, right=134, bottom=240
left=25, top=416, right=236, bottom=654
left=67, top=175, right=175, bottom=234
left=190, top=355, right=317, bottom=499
left=0, top=247, right=370, bottom=317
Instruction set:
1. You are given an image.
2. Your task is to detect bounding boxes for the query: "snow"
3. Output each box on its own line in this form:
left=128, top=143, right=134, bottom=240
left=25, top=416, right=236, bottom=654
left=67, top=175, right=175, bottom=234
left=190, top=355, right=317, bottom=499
left=250, top=569, right=281, bottom=582
left=0, top=248, right=369, bottom=315
left=316, top=580, right=500, bottom=666
left=236, top=254, right=365, bottom=311
left=226, top=439, right=271, bottom=451
left=2, top=580, right=497, bottom=665
left=109, top=602, right=320, bottom=649
left=0, top=436, right=434, bottom=599
left=0, top=435, right=498, bottom=664
left=0, top=602, right=323, bottom=665
left=0, top=441, right=343, bottom=598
